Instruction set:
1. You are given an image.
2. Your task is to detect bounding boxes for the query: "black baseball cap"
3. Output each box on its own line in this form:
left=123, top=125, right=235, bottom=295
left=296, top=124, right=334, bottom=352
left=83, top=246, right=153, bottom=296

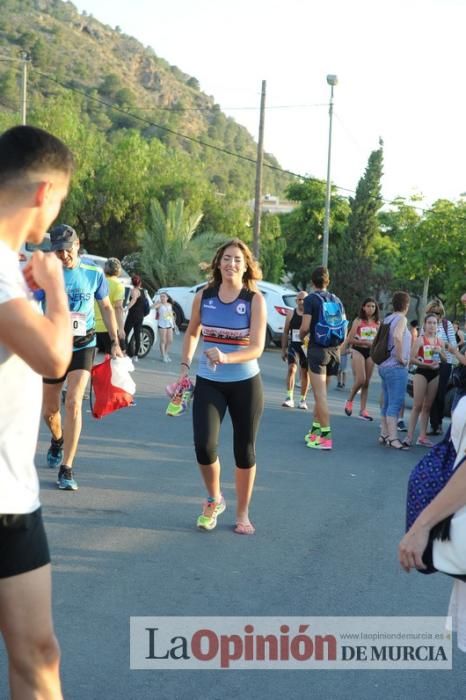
left=50, top=224, right=78, bottom=251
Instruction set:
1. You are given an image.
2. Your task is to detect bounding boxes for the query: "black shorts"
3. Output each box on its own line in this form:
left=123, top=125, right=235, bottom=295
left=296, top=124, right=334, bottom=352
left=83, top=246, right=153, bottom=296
left=43, top=346, right=96, bottom=384
left=416, top=366, right=440, bottom=383
left=287, top=343, right=308, bottom=369
left=307, top=345, right=340, bottom=376
left=352, top=345, right=371, bottom=360
left=0, top=508, right=50, bottom=579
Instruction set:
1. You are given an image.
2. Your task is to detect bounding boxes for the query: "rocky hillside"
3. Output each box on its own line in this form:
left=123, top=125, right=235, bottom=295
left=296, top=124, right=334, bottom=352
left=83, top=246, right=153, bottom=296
left=0, top=0, right=291, bottom=195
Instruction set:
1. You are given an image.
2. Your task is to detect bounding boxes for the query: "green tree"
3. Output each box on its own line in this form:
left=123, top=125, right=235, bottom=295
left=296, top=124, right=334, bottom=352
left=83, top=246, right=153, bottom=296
left=331, top=142, right=385, bottom=316
left=138, top=198, right=221, bottom=288
left=259, top=213, right=285, bottom=283
left=280, top=179, right=350, bottom=289
left=394, top=199, right=465, bottom=320
left=0, top=69, right=19, bottom=110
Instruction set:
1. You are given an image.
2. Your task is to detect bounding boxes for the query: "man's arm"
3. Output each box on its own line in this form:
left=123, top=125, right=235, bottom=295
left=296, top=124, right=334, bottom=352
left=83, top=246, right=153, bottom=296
left=299, top=313, right=311, bottom=341
left=393, top=316, right=408, bottom=365
left=97, top=297, right=123, bottom=357
left=281, top=311, right=293, bottom=359
left=0, top=252, right=72, bottom=377
left=113, top=299, right=125, bottom=340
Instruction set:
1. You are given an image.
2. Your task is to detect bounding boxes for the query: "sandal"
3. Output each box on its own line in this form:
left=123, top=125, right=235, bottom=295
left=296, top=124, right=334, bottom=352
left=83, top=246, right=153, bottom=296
left=388, top=438, right=410, bottom=451
left=416, top=437, right=433, bottom=447
left=234, top=521, right=255, bottom=535
left=378, top=434, right=388, bottom=445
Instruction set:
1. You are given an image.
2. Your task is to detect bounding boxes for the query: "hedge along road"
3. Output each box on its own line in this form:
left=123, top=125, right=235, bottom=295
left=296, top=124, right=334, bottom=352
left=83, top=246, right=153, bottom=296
left=1, top=335, right=462, bottom=699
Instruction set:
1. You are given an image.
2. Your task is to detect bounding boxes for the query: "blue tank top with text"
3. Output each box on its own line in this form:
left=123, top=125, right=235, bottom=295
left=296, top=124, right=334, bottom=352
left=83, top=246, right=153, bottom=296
left=197, top=286, right=260, bottom=382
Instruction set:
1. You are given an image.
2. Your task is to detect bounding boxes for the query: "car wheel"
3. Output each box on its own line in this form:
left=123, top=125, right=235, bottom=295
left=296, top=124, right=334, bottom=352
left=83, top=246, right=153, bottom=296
left=128, top=326, right=155, bottom=359
left=173, top=304, right=184, bottom=328
left=138, top=326, right=155, bottom=358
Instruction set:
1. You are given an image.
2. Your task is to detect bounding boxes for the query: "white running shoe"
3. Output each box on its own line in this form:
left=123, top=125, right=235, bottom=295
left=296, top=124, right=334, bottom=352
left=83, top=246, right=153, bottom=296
left=282, top=398, right=295, bottom=408
left=298, top=400, right=308, bottom=410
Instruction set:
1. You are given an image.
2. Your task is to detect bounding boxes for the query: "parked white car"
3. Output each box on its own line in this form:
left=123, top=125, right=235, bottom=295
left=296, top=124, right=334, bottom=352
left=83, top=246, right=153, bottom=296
left=155, top=280, right=298, bottom=347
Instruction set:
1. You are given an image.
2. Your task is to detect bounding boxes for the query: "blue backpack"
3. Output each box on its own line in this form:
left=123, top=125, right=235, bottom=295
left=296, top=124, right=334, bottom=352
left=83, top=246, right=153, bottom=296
left=312, top=292, right=348, bottom=347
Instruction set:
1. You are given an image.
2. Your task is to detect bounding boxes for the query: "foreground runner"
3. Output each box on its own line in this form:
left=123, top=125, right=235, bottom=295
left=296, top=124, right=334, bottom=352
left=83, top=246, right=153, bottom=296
left=42, top=225, right=123, bottom=491
left=0, top=125, right=73, bottom=699
left=178, top=238, right=266, bottom=534
left=281, top=291, right=310, bottom=409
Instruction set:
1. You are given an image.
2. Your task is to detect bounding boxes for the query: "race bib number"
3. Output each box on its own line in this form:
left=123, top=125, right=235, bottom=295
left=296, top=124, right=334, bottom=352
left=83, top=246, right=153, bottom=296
left=292, top=329, right=301, bottom=342
left=423, top=344, right=434, bottom=362
left=71, top=312, right=86, bottom=337
left=360, top=326, right=377, bottom=342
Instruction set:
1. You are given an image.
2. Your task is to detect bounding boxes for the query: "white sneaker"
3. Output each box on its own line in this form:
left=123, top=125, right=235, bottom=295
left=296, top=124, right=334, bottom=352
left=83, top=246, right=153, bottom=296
left=133, top=356, right=139, bottom=363
left=282, top=398, right=295, bottom=408
left=298, top=400, right=308, bottom=410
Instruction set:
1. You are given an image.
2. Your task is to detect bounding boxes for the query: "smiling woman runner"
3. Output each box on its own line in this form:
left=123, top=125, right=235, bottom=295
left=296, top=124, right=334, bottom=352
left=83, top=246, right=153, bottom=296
left=177, top=238, right=266, bottom=535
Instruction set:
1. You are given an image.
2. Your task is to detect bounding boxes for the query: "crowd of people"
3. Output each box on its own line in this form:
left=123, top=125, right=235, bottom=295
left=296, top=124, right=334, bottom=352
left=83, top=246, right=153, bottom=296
left=1, top=124, right=465, bottom=696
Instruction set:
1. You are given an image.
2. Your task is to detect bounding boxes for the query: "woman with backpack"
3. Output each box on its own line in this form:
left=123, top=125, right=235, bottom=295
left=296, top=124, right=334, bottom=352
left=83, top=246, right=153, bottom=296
left=124, top=274, right=145, bottom=361
left=402, top=313, right=447, bottom=448
left=343, top=297, right=380, bottom=421
left=377, top=291, right=411, bottom=450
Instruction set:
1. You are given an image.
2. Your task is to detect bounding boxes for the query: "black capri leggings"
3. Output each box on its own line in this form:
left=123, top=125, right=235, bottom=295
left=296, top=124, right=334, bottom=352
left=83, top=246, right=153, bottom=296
left=193, top=374, right=264, bottom=469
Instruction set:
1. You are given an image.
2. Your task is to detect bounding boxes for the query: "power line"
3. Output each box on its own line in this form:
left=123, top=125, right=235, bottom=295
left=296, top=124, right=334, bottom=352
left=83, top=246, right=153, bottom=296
left=31, top=69, right=434, bottom=214
left=136, top=103, right=328, bottom=112
left=34, top=69, right=322, bottom=182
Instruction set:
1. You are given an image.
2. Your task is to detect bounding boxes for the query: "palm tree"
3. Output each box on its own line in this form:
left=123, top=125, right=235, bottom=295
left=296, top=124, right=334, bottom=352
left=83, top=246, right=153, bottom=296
left=138, top=198, right=221, bottom=288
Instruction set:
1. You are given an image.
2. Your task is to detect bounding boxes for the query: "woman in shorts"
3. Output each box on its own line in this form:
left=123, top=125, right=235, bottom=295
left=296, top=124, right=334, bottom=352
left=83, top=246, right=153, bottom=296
left=343, top=297, right=380, bottom=421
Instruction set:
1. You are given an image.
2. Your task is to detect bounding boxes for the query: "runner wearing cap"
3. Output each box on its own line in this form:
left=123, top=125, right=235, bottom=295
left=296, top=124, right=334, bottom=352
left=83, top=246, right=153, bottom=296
left=42, top=224, right=123, bottom=491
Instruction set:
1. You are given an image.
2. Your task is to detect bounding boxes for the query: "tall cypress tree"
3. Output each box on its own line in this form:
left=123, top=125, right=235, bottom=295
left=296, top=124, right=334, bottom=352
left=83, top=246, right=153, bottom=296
left=347, top=139, right=384, bottom=256
left=331, top=141, right=384, bottom=317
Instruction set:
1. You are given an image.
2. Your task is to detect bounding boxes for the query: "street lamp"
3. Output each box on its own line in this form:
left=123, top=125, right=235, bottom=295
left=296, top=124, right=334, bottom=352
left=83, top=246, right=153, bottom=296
left=322, top=74, right=338, bottom=268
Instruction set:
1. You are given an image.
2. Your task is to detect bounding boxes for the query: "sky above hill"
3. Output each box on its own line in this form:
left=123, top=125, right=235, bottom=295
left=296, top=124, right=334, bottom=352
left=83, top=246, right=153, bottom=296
left=73, top=0, right=466, bottom=209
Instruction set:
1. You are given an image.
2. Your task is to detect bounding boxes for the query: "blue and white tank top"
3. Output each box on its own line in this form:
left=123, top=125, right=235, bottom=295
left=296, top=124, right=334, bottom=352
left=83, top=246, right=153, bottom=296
left=64, top=258, right=108, bottom=351
left=197, top=286, right=260, bottom=382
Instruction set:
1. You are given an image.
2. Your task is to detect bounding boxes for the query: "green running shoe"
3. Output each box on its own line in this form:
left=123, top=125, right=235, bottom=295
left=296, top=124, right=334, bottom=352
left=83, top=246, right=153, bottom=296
left=197, top=495, right=226, bottom=531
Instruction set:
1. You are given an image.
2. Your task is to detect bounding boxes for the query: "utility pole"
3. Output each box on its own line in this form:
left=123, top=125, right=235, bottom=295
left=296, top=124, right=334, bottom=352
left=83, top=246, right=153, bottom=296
left=20, top=51, right=29, bottom=125
left=322, top=74, right=338, bottom=268
left=253, top=80, right=266, bottom=260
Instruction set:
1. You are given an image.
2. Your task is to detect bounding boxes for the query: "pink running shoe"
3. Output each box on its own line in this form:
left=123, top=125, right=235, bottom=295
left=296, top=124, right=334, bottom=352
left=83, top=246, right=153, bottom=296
left=307, top=435, right=333, bottom=450
left=344, top=400, right=353, bottom=416
left=165, top=381, right=178, bottom=398
left=358, top=410, right=373, bottom=421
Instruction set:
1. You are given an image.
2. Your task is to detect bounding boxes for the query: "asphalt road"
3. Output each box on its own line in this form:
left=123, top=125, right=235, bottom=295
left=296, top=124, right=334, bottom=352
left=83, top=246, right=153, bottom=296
left=1, top=336, right=464, bottom=699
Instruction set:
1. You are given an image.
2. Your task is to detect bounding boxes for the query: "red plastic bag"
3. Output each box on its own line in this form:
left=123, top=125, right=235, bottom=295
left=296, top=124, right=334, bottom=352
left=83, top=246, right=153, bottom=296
left=90, top=356, right=135, bottom=419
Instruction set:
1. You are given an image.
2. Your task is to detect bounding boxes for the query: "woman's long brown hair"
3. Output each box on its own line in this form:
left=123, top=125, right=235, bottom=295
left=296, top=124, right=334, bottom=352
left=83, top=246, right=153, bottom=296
left=208, top=238, right=262, bottom=291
